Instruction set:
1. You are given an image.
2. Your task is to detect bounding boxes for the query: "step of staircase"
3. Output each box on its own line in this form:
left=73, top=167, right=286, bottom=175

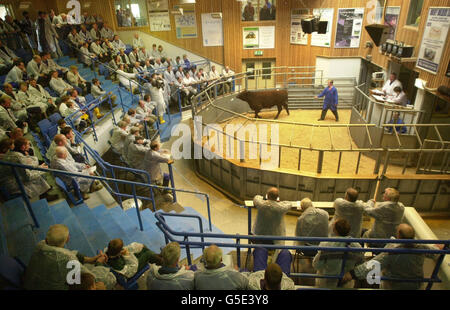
left=108, top=206, right=161, bottom=250
left=49, top=200, right=96, bottom=257
left=0, top=209, right=8, bottom=256
left=160, top=113, right=182, bottom=142
left=125, top=208, right=166, bottom=253
left=90, top=204, right=133, bottom=246
left=71, top=204, right=111, bottom=253
left=30, top=199, right=56, bottom=242
left=1, top=198, right=37, bottom=264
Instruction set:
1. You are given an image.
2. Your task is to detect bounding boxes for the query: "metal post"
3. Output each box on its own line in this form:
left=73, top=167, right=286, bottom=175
left=426, top=246, right=448, bottom=290
left=337, top=151, right=342, bottom=174
left=317, top=150, right=324, bottom=174
left=168, top=164, right=177, bottom=203
left=248, top=206, right=252, bottom=235
left=205, top=194, right=212, bottom=232
left=236, top=237, right=241, bottom=270
left=110, top=169, right=123, bottom=209
left=12, top=167, right=39, bottom=228
left=149, top=184, right=156, bottom=212
left=132, top=184, right=144, bottom=231
left=298, top=149, right=302, bottom=171
left=185, top=236, right=192, bottom=265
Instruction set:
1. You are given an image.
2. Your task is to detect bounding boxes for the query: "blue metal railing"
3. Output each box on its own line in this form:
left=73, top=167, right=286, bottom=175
left=154, top=211, right=450, bottom=289
left=0, top=160, right=213, bottom=233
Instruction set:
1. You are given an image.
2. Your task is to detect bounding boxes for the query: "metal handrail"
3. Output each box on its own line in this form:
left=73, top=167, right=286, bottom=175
left=154, top=211, right=449, bottom=289
left=0, top=159, right=213, bottom=232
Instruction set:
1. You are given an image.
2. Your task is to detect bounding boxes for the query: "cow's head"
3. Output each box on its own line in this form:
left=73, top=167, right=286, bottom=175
left=236, top=90, right=249, bottom=101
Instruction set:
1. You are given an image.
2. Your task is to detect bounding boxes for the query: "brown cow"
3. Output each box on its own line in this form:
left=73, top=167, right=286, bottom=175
left=236, top=89, right=289, bottom=119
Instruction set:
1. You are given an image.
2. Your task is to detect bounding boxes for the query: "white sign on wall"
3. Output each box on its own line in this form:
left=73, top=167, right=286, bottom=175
left=243, top=26, right=275, bottom=49
left=290, top=8, right=309, bottom=45
left=335, top=8, right=365, bottom=48
left=311, top=8, right=334, bottom=47
left=416, top=7, right=450, bottom=75
left=201, top=13, right=223, bottom=46
left=149, top=11, right=171, bottom=31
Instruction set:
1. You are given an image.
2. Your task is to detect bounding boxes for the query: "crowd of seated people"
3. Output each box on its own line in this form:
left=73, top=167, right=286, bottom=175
left=20, top=204, right=441, bottom=291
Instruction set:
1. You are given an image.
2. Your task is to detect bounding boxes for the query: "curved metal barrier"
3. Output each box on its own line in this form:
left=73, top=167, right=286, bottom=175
left=0, top=159, right=213, bottom=232
left=155, top=210, right=450, bottom=289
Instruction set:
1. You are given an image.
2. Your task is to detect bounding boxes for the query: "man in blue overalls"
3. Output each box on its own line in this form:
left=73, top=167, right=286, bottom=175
left=315, top=80, right=339, bottom=122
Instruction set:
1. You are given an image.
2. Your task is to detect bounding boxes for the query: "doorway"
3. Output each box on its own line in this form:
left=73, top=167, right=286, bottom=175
left=242, top=59, right=276, bottom=90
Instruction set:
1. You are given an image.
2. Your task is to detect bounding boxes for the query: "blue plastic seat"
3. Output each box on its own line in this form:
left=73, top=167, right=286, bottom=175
left=55, top=177, right=84, bottom=205
left=48, top=113, right=62, bottom=125
left=110, top=264, right=150, bottom=290
left=37, top=119, right=52, bottom=136
left=85, top=94, right=94, bottom=104
left=0, top=256, right=26, bottom=290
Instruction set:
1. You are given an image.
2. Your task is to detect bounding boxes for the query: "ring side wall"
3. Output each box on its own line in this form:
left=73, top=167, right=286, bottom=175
left=191, top=96, right=450, bottom=211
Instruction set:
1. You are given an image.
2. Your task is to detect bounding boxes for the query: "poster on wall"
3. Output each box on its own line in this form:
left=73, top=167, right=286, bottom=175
left=201, top=13, right=223, bottom=46
left=147, top=0, right=169, bottom=11
left=384, top=7, right=400, bottom=41
left=174, top=8, right=198, bottom=39
left=290, top=8, right=309, bottom=45
left=149, top=11, right=171, bottom=31
left=311, top=8, right=334, bottom=47
left=335, top=8, right=365, bottom=48
left=243, top=26, right=275, bottom=49
left=416, top=7, right=450, bottom=75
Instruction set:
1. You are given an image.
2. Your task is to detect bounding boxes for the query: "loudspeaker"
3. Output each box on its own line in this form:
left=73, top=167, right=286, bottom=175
left=396, top=46, right=414, bottom=58
left=301, top=19, right=313, bottom=34
left=317, top=21, right=328, bottom=34
left=365, top=24, right=389, bottom=46
left=438, top=86, right=450, bottom=97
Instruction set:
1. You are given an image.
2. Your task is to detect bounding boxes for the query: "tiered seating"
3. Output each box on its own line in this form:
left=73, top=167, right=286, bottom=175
left=0, top=197, right=227, bottom=266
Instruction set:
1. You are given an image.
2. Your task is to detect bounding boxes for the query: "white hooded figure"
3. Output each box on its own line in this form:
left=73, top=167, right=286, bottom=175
left=252, top=188, right=292, bottom=245
left=362, top=188, right=405, bottom=244
left=24, top=224, right=116, bottom=290
left=147, top=78, right=167, bottom=122
left=329, top=188, right=365, bottom=238
left=146, top=242, right=195, bottom=290
left=243, top=267, right=295, bottom=290
left=194, top=245, right=249, bottom=290
left=313, top=219, right=364, bottom=288
left=295, top=198, right=329, bottom=246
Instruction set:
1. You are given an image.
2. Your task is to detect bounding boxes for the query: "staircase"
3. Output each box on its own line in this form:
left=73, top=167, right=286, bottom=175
left=288, top=78, right=356, bottom=109
left=0, top=197, right=229, bottom=266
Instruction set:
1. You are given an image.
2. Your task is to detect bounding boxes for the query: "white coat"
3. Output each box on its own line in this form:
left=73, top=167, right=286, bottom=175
left=382, top=79, right=402, bottom=96
left=50, top=77, right=72, bottom=96
left=24, top=240, right=116, bottom=290
left=312, top=237, right=364, bottom=288
left=5, top=66, right=25, bottom=84
left=26, top=59, right=44, bottom=79
left=143, top=149, right=171, bottom=183
left=194, top=266, right=249, bottom=290
left=146, top=264, right=195, bottom=290
left=117, top=70, right=138, bottom=91
left=329, top=198, right=365, bottom=238
left=244, top=270, right=295, bottom=290
left=295, top=206, right=329, bottom=246
left=109, top=126, right=128, bottom=153
left=363, top=200, right=405, bottom=240
left=252, top=195, right=292, bottom=245
left=0, top=151, right=50, bottom=198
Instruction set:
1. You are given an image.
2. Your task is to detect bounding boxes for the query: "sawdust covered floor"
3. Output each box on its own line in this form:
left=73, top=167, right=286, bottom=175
left=201, top=109, right=416, bottom=177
